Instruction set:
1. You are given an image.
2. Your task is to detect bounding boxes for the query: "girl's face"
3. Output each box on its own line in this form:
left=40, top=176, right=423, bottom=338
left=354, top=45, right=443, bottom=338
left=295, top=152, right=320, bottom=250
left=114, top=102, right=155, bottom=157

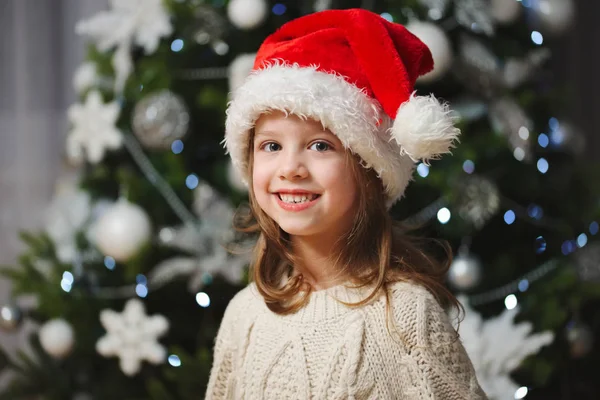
left=252, top=111, right=359, bottom=240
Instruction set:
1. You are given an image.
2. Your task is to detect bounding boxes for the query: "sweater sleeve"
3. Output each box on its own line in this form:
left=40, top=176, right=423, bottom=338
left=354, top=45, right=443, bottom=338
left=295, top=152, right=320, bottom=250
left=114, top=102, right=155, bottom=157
left=390, top=283, right=488, bottom=400
left=205, top=288, right=248, bottom=400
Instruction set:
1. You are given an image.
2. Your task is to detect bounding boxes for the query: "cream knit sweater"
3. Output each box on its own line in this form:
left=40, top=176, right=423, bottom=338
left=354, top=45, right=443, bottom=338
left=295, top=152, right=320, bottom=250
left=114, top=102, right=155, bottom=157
left=205, top=280, right=487, bottom=399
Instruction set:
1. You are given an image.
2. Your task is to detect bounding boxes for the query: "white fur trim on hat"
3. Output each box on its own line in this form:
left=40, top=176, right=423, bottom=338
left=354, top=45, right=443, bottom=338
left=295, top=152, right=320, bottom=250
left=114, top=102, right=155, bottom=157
left=224, top=62, right=454, bottom=206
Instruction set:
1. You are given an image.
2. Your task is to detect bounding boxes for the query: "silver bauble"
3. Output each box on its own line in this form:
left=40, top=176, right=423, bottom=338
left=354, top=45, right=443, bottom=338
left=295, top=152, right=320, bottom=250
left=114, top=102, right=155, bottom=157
left=456, top=176, right=500, bottom=229
left=448, top=253, right=482, bottom=291
left=565, top=320, right=594, bottom=358
left=0, top=304, right=23, bottom=332
left=132, top=90, right=190, bottom=149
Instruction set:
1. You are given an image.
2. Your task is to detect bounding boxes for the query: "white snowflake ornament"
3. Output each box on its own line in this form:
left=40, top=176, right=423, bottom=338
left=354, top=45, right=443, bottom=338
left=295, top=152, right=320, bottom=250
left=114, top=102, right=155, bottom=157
left=96, top=299, right=169, bottom=376
left=67, top=90, right=123, bottom=164
left=76, top=0, right=173, bottom=93
left=456, top=296, right=554, bottom=400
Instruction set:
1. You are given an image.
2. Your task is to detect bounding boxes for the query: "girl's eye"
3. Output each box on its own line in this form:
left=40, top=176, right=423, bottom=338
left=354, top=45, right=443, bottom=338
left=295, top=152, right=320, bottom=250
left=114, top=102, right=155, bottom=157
left=309, top=141, right=332, bottom=152
left=261, top=142, right=281, bottom=152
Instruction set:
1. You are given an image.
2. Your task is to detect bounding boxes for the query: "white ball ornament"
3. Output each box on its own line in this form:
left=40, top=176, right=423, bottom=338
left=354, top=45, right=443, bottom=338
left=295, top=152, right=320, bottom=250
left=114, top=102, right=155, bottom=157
left=533, top=0, right=575, bottom=36
left=227, top=0, right=268, bottom=30
left=406, top=21, right=453, bottom=84
left=447, top=253, right=482, bottom=291
left=490, top=0, right=521, bottom=24
left=39, top=319, right=74, bottom=358
left=93, top=200, right=151, bottom=262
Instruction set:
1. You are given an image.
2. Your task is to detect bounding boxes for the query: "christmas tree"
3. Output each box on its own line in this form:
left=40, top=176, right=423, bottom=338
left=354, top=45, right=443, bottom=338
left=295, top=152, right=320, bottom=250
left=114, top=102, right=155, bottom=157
left=1, top=0, right=599, bottom=399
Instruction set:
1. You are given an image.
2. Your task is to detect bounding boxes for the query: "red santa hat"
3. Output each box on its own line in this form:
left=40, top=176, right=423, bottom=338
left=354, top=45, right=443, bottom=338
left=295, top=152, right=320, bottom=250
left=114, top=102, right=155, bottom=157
left=224, top=8, right=459, bottom=207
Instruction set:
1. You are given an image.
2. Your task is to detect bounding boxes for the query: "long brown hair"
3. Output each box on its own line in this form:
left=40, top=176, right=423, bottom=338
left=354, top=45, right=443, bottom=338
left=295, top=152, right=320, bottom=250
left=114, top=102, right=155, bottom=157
left=233, top=128, right=462, bottom=331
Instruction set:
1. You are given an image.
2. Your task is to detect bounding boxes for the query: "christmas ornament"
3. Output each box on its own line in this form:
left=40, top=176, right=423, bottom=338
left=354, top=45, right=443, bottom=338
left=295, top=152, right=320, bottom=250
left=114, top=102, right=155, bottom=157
left=565, top=320, right=594, bottom=358
left=96, top=298, right=169, bottom=376
left=39, top=319, right=74, bottom=359
left=229, top=53, right=257, bottom=93
left=452, top=34, right=502, bottom=98
left=76, top=0, right=173, bottom=92
left=227, top=0, right=268, bottom=30
left=417, top=0, right=450, bottom=20
left=531, top=0, right=575, bottom=36
left=503, top=48, right=551, bottom=89
left=0, top=304, right=23, bottom=332
left=73, top=62, right=98, bottom=93
left=406, top=21, right=453, bottom=83
left=92, top=200, right=152, bottom=262
left=45, top=191, right=92, bottom=264
left=490, top=0, right=521, bottom=24
left=549, top=120, right=586, bottom=156
left=455, top=296, right=554, bottom=399
left=132, top=91, right=190, bottom=149
left=189, top=5, right=227, bottom=45
left=488, top=97, right=533, bottom=161
left=67, top=90, right=123, bottom=164
left=454, top=0, right=495, bottom=36
left=149, top=181, right=249, bottom=292
left=574, top=242, right=600, bottom=282
left=456, top=176, right=500, bottom=229
left=447, top=251, right=482, bottom=291
left=227, top=158, right=249, bottom=193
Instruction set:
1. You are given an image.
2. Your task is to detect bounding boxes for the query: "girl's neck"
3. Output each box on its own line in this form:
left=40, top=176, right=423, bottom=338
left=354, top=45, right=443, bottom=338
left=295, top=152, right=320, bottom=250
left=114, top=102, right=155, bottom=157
left=290, top=234, right=349, bottom=290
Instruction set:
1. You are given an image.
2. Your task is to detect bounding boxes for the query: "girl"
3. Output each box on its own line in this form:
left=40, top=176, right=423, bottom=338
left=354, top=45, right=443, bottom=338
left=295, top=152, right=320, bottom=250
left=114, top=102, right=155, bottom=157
left=206, top=8, right=487, bottom=400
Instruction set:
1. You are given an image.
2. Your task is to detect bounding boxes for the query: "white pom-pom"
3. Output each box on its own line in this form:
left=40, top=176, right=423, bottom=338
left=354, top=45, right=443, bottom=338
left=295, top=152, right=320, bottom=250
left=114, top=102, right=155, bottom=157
left=390, top=93, right=460, bottom=164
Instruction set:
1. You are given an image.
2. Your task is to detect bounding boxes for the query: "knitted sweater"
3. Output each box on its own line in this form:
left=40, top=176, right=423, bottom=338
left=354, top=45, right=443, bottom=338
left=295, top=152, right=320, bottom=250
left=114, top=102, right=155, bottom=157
left=205, top=280, right=487, bottom=400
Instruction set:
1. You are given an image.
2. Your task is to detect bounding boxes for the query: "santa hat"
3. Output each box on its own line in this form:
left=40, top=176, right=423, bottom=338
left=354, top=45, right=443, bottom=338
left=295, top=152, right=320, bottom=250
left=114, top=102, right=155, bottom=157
left=224, top=8, right=459, bottom=207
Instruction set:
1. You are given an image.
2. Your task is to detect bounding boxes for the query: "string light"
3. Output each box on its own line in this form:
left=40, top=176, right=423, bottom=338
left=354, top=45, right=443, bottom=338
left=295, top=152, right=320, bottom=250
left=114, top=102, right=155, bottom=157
left=168, top=354, right=182, bottom=367
left=196, top=292, right=211, bottom=307
left=514, top=386, right=528, bottom=399
left=463, top=160, right=475, bottom=174
left=538, top=133, right=549, bottom=148
left=417, top=163, right=429, bottom=177
left=504, top=294, right=518, bottom=310
left=104, top=256, right=116, bottom=271
left=437, top=207, right=451, bottom=224
left=170, top=39, right=184, bottom=52
left=171, top=139, right=184, bottom=154
left=504, top=210, right=516, bottom=224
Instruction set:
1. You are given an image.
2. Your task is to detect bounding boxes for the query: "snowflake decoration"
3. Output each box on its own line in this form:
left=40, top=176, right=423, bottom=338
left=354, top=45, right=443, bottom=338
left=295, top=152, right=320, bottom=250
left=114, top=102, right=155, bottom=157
left=45, top=191, right=92, bottom=263
left=456, top=296, right=554, bottom=400
left=67, top=90, right=122, bottom=164
left=76, top=0, right=173, bottom=93
left=148, top=181, right=250, bottom=292
left=96, top=299, right=169, bottom=376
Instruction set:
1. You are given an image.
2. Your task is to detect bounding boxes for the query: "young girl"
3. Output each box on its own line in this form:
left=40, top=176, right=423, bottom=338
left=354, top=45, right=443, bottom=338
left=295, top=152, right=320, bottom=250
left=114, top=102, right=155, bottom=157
left=206, top=8, right=487, bottom=400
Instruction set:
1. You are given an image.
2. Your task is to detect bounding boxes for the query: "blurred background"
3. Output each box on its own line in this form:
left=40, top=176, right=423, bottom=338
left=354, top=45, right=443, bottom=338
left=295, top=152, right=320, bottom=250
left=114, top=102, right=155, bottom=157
left=0, top=0, right=599, bottom=399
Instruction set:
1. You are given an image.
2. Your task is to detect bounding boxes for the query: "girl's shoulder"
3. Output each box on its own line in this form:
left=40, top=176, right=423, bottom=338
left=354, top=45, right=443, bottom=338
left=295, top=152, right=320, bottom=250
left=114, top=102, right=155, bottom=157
left=220, top=282, right=263, bottom=325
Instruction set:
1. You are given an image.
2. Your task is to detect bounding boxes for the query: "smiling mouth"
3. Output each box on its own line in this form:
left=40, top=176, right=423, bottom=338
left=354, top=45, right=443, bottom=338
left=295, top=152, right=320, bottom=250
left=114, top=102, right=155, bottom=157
left=276, top=193, right=321, bottom=204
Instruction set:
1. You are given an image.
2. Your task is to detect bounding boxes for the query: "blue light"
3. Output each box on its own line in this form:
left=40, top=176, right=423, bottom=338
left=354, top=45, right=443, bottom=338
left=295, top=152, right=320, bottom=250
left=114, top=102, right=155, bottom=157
left=171, top=39, right=184, bottom=52
left=537, top=158, right=549, bottom=174
left=136, top=274, right=147, bottom=285
left=590, top=221, right=599, bottom=235
left=61, top=280, right=72, bottom=292
left=186, top=174, right=199, bottom=189
left=527, top=204, right=543, bottom=220
left=577, top=233, right=588, bottom=248
left=135, top=284, right=148, bottom=298
left=561, top=240, right=576, bottom=255
left=549, top=117, right=559, bottom=131
left=196, top=292, right=211, bottom=307
left=538, top=133, right=549, bottom=148
left=531, top=31, right=543, bottom=45
left=272, top=3, right=286, bottom=15
left=171, top=140, right=184, bottom=154
left=535, top=236, right=547, bottom=254
left=416, top=163, right=429, bottom=178
left=380, top=13, right=393, bottom=22
left=463, top=160, right=475, bottom=174
left=504, top=210, right=516, bottom=225
left=104, top=256, right=116, bottom=270
left=168, top=354, right=182, bottom=367
left=518, top=279, right=529, bottom=292
left=62, top=271, right=74, bottom=285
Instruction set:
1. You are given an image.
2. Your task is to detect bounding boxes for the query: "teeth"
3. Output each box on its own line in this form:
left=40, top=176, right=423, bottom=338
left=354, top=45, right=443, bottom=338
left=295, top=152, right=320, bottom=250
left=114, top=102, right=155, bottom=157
left=279, top=194, right=318, bottom=203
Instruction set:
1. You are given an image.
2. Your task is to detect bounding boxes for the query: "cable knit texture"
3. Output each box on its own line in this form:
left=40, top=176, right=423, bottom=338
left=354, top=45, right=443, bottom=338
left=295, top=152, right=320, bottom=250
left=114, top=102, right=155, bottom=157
left=205, top=281, right=488, bottom=399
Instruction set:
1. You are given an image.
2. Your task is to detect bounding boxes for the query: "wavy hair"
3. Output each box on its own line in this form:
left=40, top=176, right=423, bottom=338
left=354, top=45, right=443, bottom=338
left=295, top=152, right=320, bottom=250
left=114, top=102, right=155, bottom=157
left=232, top=128, right=463, bottom=334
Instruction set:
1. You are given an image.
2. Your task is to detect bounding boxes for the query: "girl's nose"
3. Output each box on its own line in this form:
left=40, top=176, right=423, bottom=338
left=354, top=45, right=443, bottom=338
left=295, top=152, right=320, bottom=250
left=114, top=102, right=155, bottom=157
left=278, top=151, right=308, bottom=180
